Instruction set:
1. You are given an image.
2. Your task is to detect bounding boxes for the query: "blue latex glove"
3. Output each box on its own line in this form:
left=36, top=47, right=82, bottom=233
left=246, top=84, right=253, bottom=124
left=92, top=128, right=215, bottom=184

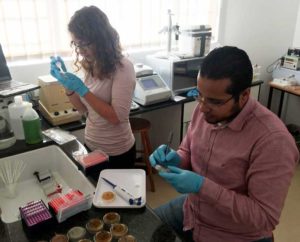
left=50, top=56, right=89, bottom=97
left=159, top=166, right=204, bottom=194
left=149, top=144, right=181, bottom=167
left=50, top=56, right=67, bottom=72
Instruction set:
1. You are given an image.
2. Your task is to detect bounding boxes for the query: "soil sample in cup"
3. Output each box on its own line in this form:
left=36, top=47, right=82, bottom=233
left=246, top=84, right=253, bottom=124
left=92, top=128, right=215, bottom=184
left=67, top=226, right=86, bottom=241
left=94, top=230, right=112, bottom=242
left=103, top=212, right=120, bottom=230
left=86, top=218, right=104, bottom=234
left=50, top=233, right=69, bottom=242
left=110, top=223, right=128, bottom=239
left=118, top=235, right=137, bottom=242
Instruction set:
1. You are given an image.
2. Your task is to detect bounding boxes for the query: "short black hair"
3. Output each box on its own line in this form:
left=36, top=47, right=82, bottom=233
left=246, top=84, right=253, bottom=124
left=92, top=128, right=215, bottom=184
left=200, top=46, right=253, bottom=98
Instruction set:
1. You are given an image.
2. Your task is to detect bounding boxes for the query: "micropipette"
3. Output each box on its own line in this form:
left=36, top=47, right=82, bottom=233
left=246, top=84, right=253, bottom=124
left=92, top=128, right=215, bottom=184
left=101, top=177, right=142, bottom=206
left=165, top=131, right=174, bottom=155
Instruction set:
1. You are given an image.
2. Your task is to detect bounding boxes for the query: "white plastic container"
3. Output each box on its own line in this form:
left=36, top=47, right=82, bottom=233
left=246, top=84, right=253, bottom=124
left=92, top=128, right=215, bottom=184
left=0, top=145, right=95, bottom=223
left=8, top=96, right=30, bottom=140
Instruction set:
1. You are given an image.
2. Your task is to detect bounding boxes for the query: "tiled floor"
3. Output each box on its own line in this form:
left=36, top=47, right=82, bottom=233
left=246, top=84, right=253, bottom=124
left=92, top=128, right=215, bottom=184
left=146, top=165, right=300, bottom=242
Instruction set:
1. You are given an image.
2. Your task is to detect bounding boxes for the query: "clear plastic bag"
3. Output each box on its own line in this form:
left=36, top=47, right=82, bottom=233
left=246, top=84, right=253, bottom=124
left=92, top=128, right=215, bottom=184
left=42, top=127, right=76, bottom=145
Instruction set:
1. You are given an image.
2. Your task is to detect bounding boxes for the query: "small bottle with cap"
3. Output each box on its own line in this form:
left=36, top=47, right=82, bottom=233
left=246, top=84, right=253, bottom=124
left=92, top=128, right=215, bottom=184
left=22, top=104, right=43, bottom=144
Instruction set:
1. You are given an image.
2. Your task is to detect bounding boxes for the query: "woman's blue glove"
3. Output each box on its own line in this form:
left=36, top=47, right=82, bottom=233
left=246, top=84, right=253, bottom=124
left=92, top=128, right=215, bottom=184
left=50, top=56, right=67, bottom=72
left=149, top=144, right=181, bottom=167
left=159, top=166, right=204, bottom=194
left=50, top=56, right=89, bottom=97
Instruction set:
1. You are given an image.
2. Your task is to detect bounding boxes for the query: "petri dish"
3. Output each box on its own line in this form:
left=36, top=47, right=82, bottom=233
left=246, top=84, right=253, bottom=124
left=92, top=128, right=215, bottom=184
left=94, top=230, right=112, bottom=242
left=86, top=218, right=104, bottom=234
left=67, top=226, right=86, bottom=242
left=50, top=233, right=69, bottom=242
left=103, top=212, right=121, bottom=229
left=118, top=235, right=137, bottom=242
left=110, top=223, right=128, bottom=239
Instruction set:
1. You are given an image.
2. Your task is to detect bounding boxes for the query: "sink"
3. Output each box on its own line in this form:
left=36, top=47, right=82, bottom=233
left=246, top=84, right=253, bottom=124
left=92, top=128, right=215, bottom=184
left=0, top=145, right=95, bottom=223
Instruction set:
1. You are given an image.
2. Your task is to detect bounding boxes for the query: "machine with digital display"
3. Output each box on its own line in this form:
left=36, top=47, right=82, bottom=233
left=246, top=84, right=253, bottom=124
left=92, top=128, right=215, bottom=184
left=133, top=64, right=172, bottom=106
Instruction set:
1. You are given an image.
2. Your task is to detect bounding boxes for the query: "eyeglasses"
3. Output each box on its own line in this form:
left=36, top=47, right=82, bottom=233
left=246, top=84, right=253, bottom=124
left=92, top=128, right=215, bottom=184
left=194, top=93, right=234, bottom=108
left=71, top=40, right=91, bottom=51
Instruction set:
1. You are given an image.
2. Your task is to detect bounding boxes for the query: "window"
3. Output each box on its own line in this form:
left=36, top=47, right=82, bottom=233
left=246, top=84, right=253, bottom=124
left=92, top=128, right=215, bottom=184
left=0, top=0, right=221, bottom=61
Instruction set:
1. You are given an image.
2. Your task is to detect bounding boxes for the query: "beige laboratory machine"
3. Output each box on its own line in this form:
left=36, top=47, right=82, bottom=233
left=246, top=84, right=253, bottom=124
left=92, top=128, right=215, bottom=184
left=38, top=75, right=81, bottom=125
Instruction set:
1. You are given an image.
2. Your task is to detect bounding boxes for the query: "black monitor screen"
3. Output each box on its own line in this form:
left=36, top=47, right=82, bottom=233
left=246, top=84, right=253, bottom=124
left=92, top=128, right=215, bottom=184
left=141, top=78, right=158, bottom=90
left=0, top=44, right=11, bottom=82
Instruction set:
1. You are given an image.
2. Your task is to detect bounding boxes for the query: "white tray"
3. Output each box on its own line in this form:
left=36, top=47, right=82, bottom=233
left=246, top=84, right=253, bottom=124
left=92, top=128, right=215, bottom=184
left=93, top=169, right=146, bottom=208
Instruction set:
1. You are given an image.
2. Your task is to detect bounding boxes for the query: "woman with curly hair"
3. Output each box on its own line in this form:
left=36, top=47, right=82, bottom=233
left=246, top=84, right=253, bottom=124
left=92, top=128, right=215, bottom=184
left=50, top=6, right=136, bottom=171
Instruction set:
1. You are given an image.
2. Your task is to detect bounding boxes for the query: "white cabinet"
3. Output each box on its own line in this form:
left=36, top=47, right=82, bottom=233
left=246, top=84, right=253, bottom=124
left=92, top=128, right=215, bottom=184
left=250, top=85, right=260, bottom=100
left=182, top=101, right=197, bottom=139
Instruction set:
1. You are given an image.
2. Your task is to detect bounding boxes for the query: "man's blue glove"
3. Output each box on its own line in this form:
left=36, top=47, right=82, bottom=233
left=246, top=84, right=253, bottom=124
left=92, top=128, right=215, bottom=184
left=50, top=56, right=89, bottom=97
left=159, top=166, right=204, bottom=194
left=149, top=144, right=181, bottom=167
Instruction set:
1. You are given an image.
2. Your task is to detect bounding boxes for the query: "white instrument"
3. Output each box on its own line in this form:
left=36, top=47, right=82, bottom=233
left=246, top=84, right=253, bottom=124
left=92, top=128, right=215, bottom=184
left=133, top=63, right=172, bottom=106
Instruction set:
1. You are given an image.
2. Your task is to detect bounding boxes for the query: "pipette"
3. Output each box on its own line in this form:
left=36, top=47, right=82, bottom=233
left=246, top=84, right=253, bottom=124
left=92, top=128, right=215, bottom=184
left=101, top=177, right=142, bottom=206
left=50, top=56, right=65, bottom=74
left=165, top=131, right=174, bottom=155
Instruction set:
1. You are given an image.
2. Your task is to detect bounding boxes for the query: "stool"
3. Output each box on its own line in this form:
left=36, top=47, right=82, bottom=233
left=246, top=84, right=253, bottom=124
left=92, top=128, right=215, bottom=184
left=130, top=117, right=155, bottom=192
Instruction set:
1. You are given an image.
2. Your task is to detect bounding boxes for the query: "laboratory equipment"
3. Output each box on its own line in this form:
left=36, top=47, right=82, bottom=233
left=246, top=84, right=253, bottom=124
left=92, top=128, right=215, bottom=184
left=101, top=177, right=142, bottom=206
left=38, top=75, right=82, bottom=125
left=282, top=55, right=300, bottom=70
left=22, top=104, right=43, bottom=144
left=145, top=55, right=203, bottom=94
left=0, top=159, right=26, bottom=198
left=19, top=200, right=54, bottom=234
left=0, top=43, right=39, bottom=98
left=165, top=131, right=174, bottom=155
left=0, top=97, right=16, bottom=149
left=133, top=63, right=172, bottom=106
left=158, top=9, right=180, bottom=57
left=178, top=25, right=212, bottom=57
left=280, top=47, right=300, bottom=70
left=8, top=95, right=30, bottom=140
left=272, top=66, right=300, bottom=86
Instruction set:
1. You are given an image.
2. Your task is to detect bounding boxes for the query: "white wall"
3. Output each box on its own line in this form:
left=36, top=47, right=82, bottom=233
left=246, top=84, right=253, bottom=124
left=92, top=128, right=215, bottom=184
left=219, top=0, right=300, bottom=126
left=7, top=1, right=300, bottom=127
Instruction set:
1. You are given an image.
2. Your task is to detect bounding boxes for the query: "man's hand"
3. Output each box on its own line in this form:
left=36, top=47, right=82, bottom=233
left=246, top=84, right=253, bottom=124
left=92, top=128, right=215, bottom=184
left=149, top=144, right=181, bottom=167
left=159, top=166, right=204, bottom=194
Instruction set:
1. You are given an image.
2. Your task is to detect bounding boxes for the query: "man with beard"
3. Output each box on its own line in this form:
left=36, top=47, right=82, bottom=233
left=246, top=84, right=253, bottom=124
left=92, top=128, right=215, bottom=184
left=149, top=46, right=299, bottom=242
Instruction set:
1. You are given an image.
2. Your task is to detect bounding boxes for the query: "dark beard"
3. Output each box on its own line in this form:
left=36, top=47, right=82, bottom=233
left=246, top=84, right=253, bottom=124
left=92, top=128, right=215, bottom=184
left=208, top=103, right=242, bottom=125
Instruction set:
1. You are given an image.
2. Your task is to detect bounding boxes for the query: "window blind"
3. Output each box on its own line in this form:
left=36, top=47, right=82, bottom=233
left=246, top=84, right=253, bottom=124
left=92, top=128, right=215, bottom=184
left=0, top=0, right=220, bottom=61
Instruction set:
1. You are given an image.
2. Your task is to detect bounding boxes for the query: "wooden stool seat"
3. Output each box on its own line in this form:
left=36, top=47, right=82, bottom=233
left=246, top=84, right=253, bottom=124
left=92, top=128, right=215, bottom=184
left=130, top=117, right=155, bottom=192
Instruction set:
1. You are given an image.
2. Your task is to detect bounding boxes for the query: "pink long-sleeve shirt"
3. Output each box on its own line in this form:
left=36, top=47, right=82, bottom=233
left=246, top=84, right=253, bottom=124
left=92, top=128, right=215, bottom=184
left=177, top=97, right=299, bottom=242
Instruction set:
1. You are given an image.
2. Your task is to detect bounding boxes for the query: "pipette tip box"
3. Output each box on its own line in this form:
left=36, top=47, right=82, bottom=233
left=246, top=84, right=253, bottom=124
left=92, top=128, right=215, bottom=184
left=19, top=200, right=55, bottom=235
